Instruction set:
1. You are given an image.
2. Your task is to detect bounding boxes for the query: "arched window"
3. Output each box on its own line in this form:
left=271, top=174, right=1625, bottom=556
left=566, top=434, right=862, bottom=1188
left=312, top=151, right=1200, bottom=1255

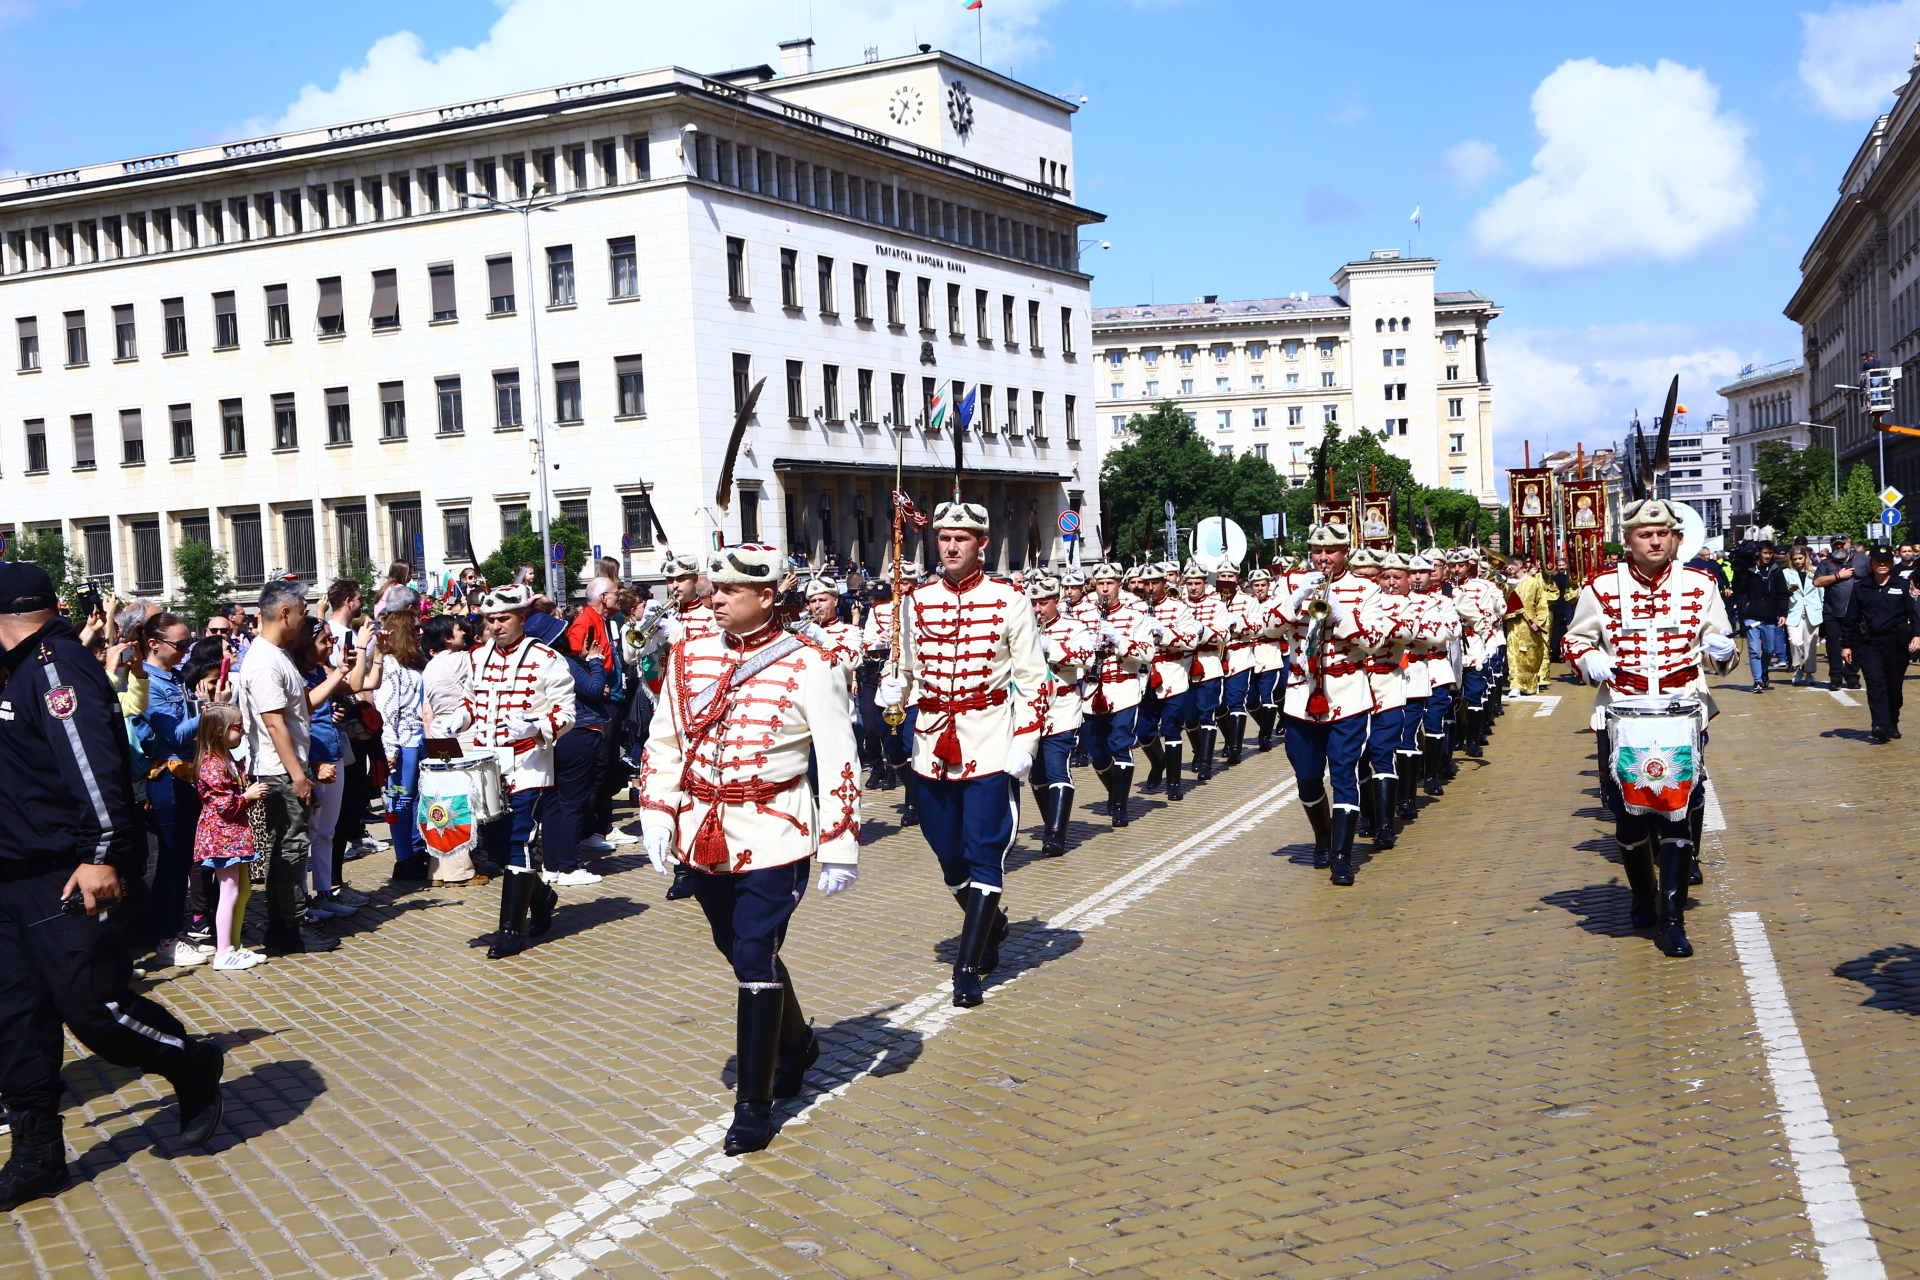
left=1387, top=318, right=1398, bottom=332
left=1375, top=318, right=1384, bottom=332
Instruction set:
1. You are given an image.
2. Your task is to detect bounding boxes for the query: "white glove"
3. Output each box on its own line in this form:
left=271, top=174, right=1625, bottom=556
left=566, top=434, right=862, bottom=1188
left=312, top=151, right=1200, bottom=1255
left=878, top=675, right=908, bottom=706
left=1039, top=636, right=1055, bottom=659
left=800, top=621, right=830, bottom=645
left=642, top=825, right=674, bottom=877
left=1003, top=747, right=1033, bottom=780
left=817, top=864, right=859, bottom=896
left=1581, top=651, right=1618, bottom=682
left=1149, top=624, right=1168, bottom=644
left=1097, top=621, right=1122, bottom=647
left=504, top=716, right=540, bottom=742
left=1703, top=633, right=1737, bottom=662
left=657, top=615, right=681, bottom=645
left=1288, top=581, right=1322, bottom=611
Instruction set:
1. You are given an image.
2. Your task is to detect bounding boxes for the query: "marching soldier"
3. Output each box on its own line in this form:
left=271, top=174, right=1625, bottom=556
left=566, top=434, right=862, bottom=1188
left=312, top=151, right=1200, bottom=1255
left=1448, top=550, right=1506, bottom=758
left=1134, top=565, right=1200, bottom=800
left=1245, top=569, right=1286, bottom=753
left=1271, top=525, right=1388, bottom=886
left=1357, top=552, right=1418, bottom=849
left=1213, top=565, right=1260, bottom=767
left=1180, top=563, right=1230, bottom=781
left=1563, top=500, right=1737, bottom=957
left=660, top=553, right=721, bottom=646
left=1072, top=563, right=1155, bottom=827
left=878, top=503, right=1049, bottom=1008
left=801, top=577, right=863, bottom=690
left=1030, top=574, right=1095, bottom=856
left=638, top=543, right=862, bottom=1154
left=1408, top=556, right=1463, bottom=799
left=862, top=563, right=920, bottom=825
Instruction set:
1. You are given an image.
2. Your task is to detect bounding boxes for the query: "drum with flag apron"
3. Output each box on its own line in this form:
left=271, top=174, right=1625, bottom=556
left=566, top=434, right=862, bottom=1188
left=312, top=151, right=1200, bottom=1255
left=418, top=753, right=507, bottom=882
left=1603, top=695, right=1704, bottom=818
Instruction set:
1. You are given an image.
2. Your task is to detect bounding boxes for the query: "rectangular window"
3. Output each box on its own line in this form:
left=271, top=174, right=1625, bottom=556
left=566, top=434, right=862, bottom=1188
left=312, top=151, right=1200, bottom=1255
left=1142, top=348, right=1160, bottom=367
left=1060, top=306, right=1074, bottom=354
left=1450, top=470, right=1466, bottom=492
left=25, top=418, right=46, bottom=471
left=499, top=504, right=526, bottom=541
left=316, top=277, right=344, bottom=334
left=214, top=290, right=239, bottom=346
left=1448, top=397, right=1464, bottom=419
left=1249, top=341, right=1268, bottom=361
left=558, top=498, right=589, bottom=542
left=16, top=317, right=38, bottom=370
left=169, top=403, right=194, bottom=458
left=823, top=364, right=841, bottom=421
left=1146, top=380, right=1159, bottom=396
left=622, top=493, right=656, bottom=551
left=885, top=270, right=902, bottom=326
left=424, top=263, right=457, bottom=322
left=1318, top=339, right=1335, bottom=358
left=781, top=248, right=800, bottom=307
left=739, top=486, right=761, bottom=541
left=1322, top=404, right=1337, bottom=424
left=1252, top=408, right=1268, bottom=428
left=975, top=289, right=991, bottom=340
left=1216, top=378, right=1230, bottom=393
left=81, top=523, right=110, bottom=580
left=323, top=388, right=352, bottom=444
left=1322, top=371, right=1336, bottom=388
left=1254, top=443, right=1268, bottom=460
left=390, top=500, right=423, bottom=572
left=1288, top=406, right=1303, bottom=427
left=1444, top=333, right=1460, bottom=351
left=132, top=520, right=163, bottom=592
left=494, top=371, right=522, bottom=428
left=1110, top=382, right=1124, bottom=398
left=487, top=256, right=515, bottom=313
left=112, top=304, right=136, bottom=360
left=1111, top=415, right=1127, bottom=435
left=609, top=236, right=638, bottom=298
left=1178, top=346, right=1195, bottom=365
left=1028, top=299, right=1042, bottom=348
left=547, top=244, right=575, bottom=306
left=1212, top=343, right=1231, bottom=363
left=947, top=282, right=963, bottom=335
left=1180, top=379, right=1194, bottom=395
left=890, top=372, right=907, bottom=427
left=272, top=393, right=298, bottom=449
left=857, top=369, right=874, bottom=424
left=852, top=264, right=870, bottom=320
left=1450, top=432, right=1466, bottom=454
left=64, top=311, right=87, bottom=365
left=615, top=355, right=645, bottom=416
left=120, top=408, right=143, bottom=464
left=1252, top=375, right=1266, bottom=390
left=336, top=504, right=369, bottom=570
left=727, top=237, right=747, bottom=298
left=1032, top=391, right=1046, bottom=439
left=1005, top=386, right=1020, bottom=437
left=1065, top=394, right=1078, bottom=442
left=380, top=382, right=406, bottom=439
left=786, top=360, right=805, bottom=419
left=817, top=256, right=836, bottom=314
left=1216, top=410, right=1232, bottom=431
left=444, top=508, right=473, bottom=561
left=925, top=377, right=938, bottom=426
left=552, top=362, right=582, bottom=422
left=436, top=377, right=464, bottom=433
left=266, top=284, right=290, bottom=340
left=283, top=508, right=316, bottom=580
left=1445, top=364, right=1460, bottom=381
left=220, top=398, right=245, bottom=453
left=1384, top=348, right=1405, bottom=367
left=732, top=353, right=752, bottom=415
left=917, top=277, right=932, bottom=331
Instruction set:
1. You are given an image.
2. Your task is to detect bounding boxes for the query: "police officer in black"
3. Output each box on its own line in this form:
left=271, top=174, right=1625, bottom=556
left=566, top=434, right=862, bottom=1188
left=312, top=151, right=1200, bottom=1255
left=0, top=563, right=226, bottom=1210
left=1839, top=544, right=1920, bottom=742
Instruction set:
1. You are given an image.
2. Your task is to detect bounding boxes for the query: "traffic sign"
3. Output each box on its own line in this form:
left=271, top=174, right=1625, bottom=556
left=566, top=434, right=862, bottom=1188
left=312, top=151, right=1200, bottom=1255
left=1885, top=507, right=1904, bottom=528
left=1870, top=521, right=1888, bottom=541
left=550, top=542, right=565, bottom=563
left=1261, top=513, right=1280, bottom=540
left=1058, top=510, right=1081, bottom=536
left=1884, top=486, right=1905, bottom=508
left=593, top=543, right=602, bottom=561
left=620, top=533, right=632, bottom=554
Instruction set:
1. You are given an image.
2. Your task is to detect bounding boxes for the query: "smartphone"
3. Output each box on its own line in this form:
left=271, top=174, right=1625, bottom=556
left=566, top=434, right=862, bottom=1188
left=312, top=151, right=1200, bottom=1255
left=218, top=653, right=232, bottom=687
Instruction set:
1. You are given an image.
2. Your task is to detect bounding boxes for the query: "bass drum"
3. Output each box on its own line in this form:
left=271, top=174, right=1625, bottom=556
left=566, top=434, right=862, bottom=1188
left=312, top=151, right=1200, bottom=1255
left=1673, top=500, right=1708, bottom=566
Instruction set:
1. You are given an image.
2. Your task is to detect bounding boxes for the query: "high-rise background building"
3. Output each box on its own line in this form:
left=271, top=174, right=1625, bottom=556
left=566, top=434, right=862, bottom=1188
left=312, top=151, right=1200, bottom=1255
left=1719, top=360, right=1808, bottom=533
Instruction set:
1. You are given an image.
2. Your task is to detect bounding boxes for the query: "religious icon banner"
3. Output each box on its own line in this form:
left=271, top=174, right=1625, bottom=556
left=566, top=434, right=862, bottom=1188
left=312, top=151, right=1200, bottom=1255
left=1360, top=494, right=1394, bottom=549
left=1507, top=468, right=1554, bottom=565
left=1563, top=479, right=1608, bottom=579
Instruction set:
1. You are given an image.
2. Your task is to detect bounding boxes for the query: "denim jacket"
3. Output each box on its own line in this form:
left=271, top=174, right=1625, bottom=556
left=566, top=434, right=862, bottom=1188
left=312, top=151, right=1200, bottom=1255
left=132, top=662, right=200, bottom=776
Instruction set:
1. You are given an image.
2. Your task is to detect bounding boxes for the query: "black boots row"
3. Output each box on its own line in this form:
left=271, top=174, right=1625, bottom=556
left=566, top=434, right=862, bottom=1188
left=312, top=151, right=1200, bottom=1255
left=1617, top=831, right=1694, bottom=957
left=1035, top=782, right=1075, bottom=857
left=487, top=869, right=559, bottom=960
left=722, top=964, right=822, bottom=1156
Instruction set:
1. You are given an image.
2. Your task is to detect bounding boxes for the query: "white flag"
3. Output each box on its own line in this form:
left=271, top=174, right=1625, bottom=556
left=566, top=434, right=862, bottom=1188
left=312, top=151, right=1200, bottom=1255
left=1410, top=204, right=1421, bottom=225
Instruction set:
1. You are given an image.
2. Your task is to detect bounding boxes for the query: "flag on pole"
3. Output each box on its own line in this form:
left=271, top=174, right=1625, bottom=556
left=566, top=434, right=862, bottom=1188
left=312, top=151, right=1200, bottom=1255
left=965, top=0, right=983, bottom=9
left=957, top=385, right=977, bottom=431
left=1410, top=205, right=1421, bottom=225
left=929, top=381, right=951, bottom=433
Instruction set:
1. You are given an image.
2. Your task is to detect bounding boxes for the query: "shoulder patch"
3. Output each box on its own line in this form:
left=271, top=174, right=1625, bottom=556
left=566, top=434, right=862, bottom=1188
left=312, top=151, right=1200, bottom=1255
left=45, top=685, right=77, bottom=719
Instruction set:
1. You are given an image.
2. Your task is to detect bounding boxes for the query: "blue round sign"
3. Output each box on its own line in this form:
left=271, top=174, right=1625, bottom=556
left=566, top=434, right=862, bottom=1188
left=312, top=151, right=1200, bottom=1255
left=1884, top=507, right=1903, bottom=528
left=1058, top=511, right=1081, bottom=536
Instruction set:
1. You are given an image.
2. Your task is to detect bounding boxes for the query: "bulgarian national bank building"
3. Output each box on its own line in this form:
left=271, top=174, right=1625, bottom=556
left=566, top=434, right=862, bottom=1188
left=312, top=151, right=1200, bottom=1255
left=0, top=41, right=1103, bottom=595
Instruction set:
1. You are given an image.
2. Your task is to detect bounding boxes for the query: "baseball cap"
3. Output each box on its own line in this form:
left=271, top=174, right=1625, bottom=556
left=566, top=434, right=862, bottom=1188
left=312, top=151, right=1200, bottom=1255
left=0, top=562, right=59, bottom=614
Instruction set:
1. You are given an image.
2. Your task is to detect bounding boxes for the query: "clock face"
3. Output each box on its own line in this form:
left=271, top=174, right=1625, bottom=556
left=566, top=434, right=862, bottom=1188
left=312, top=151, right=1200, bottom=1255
left=946, top=80, right=974, bottom=139
left=888, top=84, right=924, bottom=126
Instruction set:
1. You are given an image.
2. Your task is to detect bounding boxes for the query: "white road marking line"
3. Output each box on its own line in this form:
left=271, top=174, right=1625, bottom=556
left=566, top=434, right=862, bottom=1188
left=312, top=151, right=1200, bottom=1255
left=1728, top=912, right=1887, bottom=1280
left=1831, top=689, right=1861, bottom=707
left=1531, top=695, right=1561, bottom=718
left=451, top=778, right=1301, bottom=1280
left=1701, top=773, right=1725, bottom=833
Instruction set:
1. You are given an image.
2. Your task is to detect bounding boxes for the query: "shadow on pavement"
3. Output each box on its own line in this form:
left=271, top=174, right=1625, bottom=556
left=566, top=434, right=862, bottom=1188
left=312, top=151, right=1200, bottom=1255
left=461, top=895, right=650, bottom=949
left=66, top=1055, right=327, bottom=1179
left=1822, top=726, right=1879, bottom=743
left=1541, top=880, right=1644, bottom=938
left=1834, top=945, right=1920, bottom=1014
left=722, top=1008, right=928, bottom=1095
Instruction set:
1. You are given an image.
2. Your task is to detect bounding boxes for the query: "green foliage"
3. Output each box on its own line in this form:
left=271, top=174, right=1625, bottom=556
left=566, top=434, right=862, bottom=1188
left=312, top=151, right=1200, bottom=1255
left=1834, top=461, right=1884, bottom=543
left=338, top=547, right=379, bottom=603
left=1753, top=440, right=1832, bottom=532
left=6, top=529, right=88, bottom=606
left=171, top=540, right=237, bottom=630
left=478, top=512, right=588, bottom=598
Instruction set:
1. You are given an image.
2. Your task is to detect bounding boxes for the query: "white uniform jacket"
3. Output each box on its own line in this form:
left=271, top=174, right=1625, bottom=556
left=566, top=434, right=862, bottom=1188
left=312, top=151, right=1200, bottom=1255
left=639, top=623, right=860, bottom=872
left=1218, top=591, right=1262, bottom=677
left=899, top=571, right=1050, bottom=780
left=1273, top=572, right=1389, bottom=722
left=1071, top=596, right=1156, bottom=715
left=1455, top=577, right=1508, bottom=667
left=1563, top=562, right=1737, bottom=731
left=1039, top=613, right=1096, bottom=737
left=1365, top=592, right=1421, bottom=712
left=1249, top=592, right=1286, bottom=674
left=1186, top=594, right=1233, bottom=683
left=454, top=635, right=577, bottom=792
left=1141, top=595, right=1201, bottom=698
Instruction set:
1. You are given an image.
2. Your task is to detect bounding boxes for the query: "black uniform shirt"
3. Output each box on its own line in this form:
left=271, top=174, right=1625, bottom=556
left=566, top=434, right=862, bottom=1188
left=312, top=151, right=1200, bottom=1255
left=0, top=616, right=138, bottom=869
left=1840, top=574, right=1920, bottom=647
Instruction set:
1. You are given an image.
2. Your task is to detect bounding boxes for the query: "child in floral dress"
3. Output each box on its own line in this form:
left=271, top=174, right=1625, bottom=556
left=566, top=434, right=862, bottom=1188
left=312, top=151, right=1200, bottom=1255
left=193, top=705, right=269, bottom=971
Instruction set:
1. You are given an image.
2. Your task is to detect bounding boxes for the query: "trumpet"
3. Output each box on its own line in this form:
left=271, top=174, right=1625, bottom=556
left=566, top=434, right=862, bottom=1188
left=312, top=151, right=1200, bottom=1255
left=1302, top=579, right=1335, bottom=661
left=621, top=600, right=672, bottom=655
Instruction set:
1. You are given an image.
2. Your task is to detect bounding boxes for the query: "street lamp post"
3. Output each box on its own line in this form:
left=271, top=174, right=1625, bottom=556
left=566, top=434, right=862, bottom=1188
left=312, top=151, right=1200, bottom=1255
left=467, top=184, right=576, bottom=599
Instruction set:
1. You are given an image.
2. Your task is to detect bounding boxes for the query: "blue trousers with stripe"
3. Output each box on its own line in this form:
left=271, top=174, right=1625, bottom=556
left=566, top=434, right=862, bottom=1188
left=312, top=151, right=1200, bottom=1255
left=917, top=773, right=1019, bottom=892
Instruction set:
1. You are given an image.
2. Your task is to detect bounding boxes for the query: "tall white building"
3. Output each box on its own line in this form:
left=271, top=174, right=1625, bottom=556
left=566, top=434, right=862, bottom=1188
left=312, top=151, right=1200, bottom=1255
left=1092, top=251, right=1500, bottom=501
left=1718, top=360, right=1809, bottom=530
left=0, top=42, right=1103, bottom=597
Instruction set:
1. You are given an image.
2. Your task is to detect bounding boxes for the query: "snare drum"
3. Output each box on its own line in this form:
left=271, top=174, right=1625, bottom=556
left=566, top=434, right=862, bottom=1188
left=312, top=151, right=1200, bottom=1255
left=1604, top=695, right=1704, bottom=817
left=417, top=753, right=508, bottom=854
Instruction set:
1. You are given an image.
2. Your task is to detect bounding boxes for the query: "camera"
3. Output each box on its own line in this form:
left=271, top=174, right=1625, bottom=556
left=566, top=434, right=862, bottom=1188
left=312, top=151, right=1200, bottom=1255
left=74, top=580, right=103, bottom=619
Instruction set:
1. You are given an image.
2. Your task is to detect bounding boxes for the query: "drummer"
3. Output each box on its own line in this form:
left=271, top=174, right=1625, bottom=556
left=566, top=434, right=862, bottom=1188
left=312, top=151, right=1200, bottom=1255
left=1563, top=499, right=1737, bottom=958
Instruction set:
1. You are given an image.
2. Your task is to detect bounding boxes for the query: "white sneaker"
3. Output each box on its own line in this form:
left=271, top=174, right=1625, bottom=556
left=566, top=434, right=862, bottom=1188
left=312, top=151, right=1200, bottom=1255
left=161, top=939, right=214, bottom=968
left=213, top=948, right=267, bottom=971
left=603, top=830, right=640, bottom=847
left=546, top=869, right=604, bottom=887
left=577, top=834, right=616, bottom=853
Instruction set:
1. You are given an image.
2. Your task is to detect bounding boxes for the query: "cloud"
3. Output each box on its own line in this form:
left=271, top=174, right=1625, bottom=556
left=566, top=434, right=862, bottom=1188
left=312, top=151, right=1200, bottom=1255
left=1438, top=139, right=1502, bottom=188
left=1493, top=322, right=1762, bottom=468
left=1302, top=183, right=1366, bottom=225
left=240, top=0, right=1064, bottom=136
left=1327, top=98, right=1367, bottom=126
left=1467, top=58, right=1759, bottom=271
left=1800, top=0, right=1920, bottom=119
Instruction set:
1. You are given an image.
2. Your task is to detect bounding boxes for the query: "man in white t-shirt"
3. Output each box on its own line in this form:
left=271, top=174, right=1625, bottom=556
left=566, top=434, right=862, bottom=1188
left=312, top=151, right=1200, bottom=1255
left=237, top=581, right=337, bottom=955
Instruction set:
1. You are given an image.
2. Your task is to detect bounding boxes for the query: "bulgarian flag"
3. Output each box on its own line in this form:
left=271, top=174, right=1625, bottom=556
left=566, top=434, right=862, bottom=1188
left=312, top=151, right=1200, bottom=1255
left=929, top=382, right=951, bottom=432
left=966, top=0, right=982, bottom=9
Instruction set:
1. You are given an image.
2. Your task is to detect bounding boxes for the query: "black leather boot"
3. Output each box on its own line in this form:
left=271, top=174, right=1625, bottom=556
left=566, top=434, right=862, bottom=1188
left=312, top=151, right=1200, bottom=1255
left=899, top=770, right=921, bottom=827
left=1254, top=705, right=1274, bottom=753
left=723, top=986, right=786, bottom=1154
left=527, top=877, right=558, bottom=938
left=1357, top=768, right=1376, bottom=838
left=1441, top=724, right=1460, bottom=779
left=666, top=861, right=698, bottom=901
left=1224, top=713, right=1246, bottom=766
left=1619, top=834, right=1657, bottom=929
left=1164, top=741, right=1185, bottom=801
left=1302, top=792, right=1332, bottom=868
left=1191, top=726, right=1216, bottom=782
left=1655, top=835, right=1694, bottom=957
left=771, top=964, right=818, bottom=1099
left=1370, top=775, right=1399, bottom=850
left=0, top=1107, right=69, bottom=1211
left=487, top=870, right=535, bottom=959
left=1041, top=784, right=1072, bottom=857
left=1107, top=763, right=1133, bottom=828
left=1396, top=753, right=1420, bottom=821
left=166, top=1037, right=227, bottom=1149
left=1328, top=806, right=1360, bottom=886
left=1423, top=739, right=1447, bottom=796
left=952, top=887, right=1004, bottom=1007
left=1141, top=737, right=1166, bottom=790
left=1464, top=707, right=1484, bottom=757
left=1687, top=803, right=1705, bottom=885
left=1033, top=781, right=1057, bottom=850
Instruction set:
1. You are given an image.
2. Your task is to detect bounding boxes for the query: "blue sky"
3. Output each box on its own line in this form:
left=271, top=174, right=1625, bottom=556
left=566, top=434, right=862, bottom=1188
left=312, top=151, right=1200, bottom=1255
left=3, top=0, right=1914, bottom=467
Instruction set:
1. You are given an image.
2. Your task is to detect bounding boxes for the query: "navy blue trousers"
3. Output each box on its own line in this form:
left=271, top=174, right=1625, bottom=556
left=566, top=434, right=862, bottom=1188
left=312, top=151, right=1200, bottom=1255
left=689, top=858, right=809, bottom=985
left=882, top=705, right=918, bottom=769
left=1082, top=707, right=1139, bottom=770
left=1141, top=689, right=1194, bottom=742
left=480, top=789, right=544, bottom=871
left=1284, top=714, right=1369, bottom=809
left=1424, top=683, right=1454, bottom=735
left=1399, top=697, right=1427, bottom=752
left=1189, top=678, right=1222, bottom=725
left=1461, top=665, right=1489, bottom=711
left=917, top=773, right=1018, bottom=892
left=1221, top=669, right=1250, bottom=714
left=1037, top=732, right=1076, bottom=789
left=1253, top=669, right=1281, bottom=709
left=1366, top=706, right=1405, bottom=776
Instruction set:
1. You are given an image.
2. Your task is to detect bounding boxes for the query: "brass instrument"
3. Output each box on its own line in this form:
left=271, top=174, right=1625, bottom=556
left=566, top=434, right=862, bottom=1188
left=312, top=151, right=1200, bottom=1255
left=621, top=599, right=672, bottom=654
left=1484, top=551, right=1511, bottom=575
left=1301, top=579, right=1335, bottom=662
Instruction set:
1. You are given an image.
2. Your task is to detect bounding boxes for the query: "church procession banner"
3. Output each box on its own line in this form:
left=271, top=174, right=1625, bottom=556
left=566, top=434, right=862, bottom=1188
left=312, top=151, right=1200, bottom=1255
left=1562, top=478, right=1608, bottom=579
left=1507, top=468, right=1554, bottom=564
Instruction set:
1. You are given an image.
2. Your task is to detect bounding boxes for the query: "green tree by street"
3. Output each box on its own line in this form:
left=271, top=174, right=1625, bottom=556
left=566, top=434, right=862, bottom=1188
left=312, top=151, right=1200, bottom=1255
left=4, top=529, right=88, bottom=607
left=1753, top=440, right=1834, bottom=532
left=171, top=540, right=238, bottom=631
left=480, top=512, right=588, bottom=598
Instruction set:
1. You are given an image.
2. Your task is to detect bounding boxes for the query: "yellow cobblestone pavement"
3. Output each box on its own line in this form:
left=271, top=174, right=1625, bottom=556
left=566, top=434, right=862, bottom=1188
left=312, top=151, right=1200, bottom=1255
left=5, top=670, right=1920, bottom=1278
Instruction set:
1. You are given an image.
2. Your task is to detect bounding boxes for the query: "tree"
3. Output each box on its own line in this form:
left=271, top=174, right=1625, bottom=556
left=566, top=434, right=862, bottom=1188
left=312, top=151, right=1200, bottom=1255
left=1099, top=403, right=1231, bottom=562
left=337, top=547, right=379, bottom=602
left=5, top=529, right=87, bottom=607
left=1753, top=440, right=1832, bottom=532
left=479, top=512, right=588, bottom=598
left=1833, top=461, right=1883, bottom=543
left=171, top=540, right=237, bottom=631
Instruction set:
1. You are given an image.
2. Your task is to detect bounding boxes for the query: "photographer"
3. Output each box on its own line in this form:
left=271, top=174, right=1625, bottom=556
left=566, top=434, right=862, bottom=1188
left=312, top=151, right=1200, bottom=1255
left=0, top=563, right=226, bottom=1211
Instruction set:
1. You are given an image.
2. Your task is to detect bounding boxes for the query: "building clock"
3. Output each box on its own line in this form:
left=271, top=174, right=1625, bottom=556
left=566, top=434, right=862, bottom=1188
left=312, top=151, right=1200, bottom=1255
left=946, top=80, right=974, bottom=140
left=887, top=84, right=924, bottom=126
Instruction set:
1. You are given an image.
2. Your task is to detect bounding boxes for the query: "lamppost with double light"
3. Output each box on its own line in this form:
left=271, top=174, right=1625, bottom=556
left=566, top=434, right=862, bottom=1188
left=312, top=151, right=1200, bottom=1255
left=466, top=183, right=577, bottom=599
